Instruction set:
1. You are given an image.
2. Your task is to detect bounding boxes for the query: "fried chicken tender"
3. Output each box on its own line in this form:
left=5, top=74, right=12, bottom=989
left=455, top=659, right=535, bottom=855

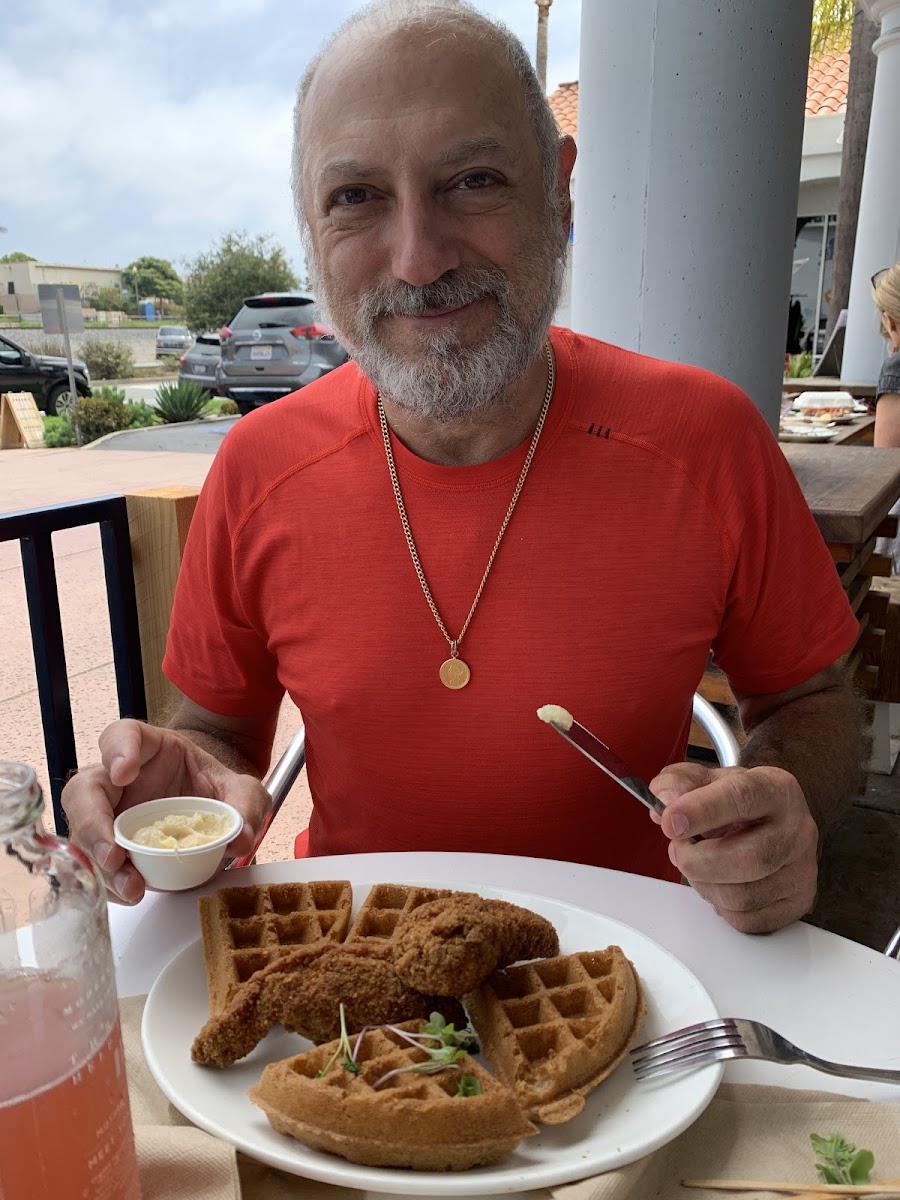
left=191, top=940, right=464, bottom=1068
left=391, top=894, right=560, bottom=996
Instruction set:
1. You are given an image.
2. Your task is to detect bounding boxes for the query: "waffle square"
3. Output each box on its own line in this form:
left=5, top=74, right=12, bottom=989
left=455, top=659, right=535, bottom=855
left=464, top=947, right=646, bottom=1124
left=344, top=882, right=453, bottom=944
left=248, top=1019, right=536, bottom=1170
left=199, top=880, right=352, bottom=1013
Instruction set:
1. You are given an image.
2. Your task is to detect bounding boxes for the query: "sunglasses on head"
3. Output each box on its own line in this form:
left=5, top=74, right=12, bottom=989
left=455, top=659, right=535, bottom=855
left=872, top=267, right=889, bottom=288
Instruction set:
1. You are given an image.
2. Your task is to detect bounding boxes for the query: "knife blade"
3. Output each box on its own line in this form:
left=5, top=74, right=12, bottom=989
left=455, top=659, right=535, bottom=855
left=537, top=706, right=701, bottom=843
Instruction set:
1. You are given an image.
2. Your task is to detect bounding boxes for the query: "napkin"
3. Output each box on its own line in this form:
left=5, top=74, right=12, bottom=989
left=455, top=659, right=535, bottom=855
left=121, top=997, right=900, bottom=1200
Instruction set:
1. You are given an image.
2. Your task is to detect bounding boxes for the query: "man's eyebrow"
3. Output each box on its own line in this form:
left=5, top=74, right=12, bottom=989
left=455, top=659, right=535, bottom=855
left=435, top=136, right=511, bottom=167
left=317, top=137, right=513, bottom=189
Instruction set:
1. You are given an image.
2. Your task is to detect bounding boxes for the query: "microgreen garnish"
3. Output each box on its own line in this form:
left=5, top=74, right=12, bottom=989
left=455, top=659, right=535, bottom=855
left=422, top=1011, right=480, bottom=1054
left=315, top=1004, right=361, bottom=1077
left=455, top=1075, right=482, bottom=1097
left=810, top=1132, right=874, bottom=1186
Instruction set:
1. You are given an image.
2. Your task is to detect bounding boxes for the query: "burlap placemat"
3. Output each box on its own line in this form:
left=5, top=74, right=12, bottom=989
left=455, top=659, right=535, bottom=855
left=121, top=996, right=900, bottom=1200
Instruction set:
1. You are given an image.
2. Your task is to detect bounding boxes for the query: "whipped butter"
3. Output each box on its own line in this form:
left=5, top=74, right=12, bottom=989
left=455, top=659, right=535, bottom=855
left=536, top=704, right=574, bottom=731
left=131, top=811, right=232, bottom=850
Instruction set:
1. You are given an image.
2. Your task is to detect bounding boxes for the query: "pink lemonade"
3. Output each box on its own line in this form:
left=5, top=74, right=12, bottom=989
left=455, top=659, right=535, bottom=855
left=0, top=973, right=141, bottom=1200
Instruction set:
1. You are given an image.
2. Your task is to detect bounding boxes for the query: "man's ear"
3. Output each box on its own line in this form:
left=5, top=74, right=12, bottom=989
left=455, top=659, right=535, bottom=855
left=556, top=136, right=577, bottom=239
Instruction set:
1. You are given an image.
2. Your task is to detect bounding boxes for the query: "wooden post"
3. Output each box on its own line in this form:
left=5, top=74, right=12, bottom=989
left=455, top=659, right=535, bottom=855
left=125, top=486, right=200, bottom=725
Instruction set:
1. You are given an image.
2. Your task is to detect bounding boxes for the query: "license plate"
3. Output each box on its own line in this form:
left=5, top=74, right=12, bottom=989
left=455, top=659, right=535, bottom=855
left=250, top=345, right=272, bottom=361
left=193, top=364, right=207, bottom=374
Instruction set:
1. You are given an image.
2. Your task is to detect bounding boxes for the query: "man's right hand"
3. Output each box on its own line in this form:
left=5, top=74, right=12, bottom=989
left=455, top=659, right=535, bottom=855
left=62, top=719, right=272, bottom=904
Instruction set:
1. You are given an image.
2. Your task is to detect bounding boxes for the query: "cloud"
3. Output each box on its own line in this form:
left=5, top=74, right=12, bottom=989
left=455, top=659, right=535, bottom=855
left=0, top=0, right=581, bottom=270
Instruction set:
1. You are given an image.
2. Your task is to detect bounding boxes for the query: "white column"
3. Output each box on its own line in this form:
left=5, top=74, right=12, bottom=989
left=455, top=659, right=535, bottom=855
left=841, top=0, right=900, bottom=384
left=570, top=0, right=813, bottom=430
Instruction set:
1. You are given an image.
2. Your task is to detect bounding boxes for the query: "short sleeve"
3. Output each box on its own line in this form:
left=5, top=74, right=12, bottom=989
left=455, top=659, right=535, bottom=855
left=709, top=398, right=859, bottom=695
left=162, top=441, right=285, bottom=718
left=876, top=352, right=900, bottom=401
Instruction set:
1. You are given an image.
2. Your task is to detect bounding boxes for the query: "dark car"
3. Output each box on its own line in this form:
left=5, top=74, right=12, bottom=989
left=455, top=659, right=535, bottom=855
left=0, top=332, right=91, bottom=414
left=178, top=333, right=222, bottom=393
left=216, top=292, right=348, bottom=415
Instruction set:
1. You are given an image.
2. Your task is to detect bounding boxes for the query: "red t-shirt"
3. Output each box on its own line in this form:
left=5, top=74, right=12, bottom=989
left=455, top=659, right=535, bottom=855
left=163, top=327, right=858, bottom=881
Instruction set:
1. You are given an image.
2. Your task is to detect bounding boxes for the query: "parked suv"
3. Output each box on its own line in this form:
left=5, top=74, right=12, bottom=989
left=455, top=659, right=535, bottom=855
left=156, top=325, right=192, bottom=358
left=0, top=332, right=91, bottom=414
left=178, top=333, right=221, bottom=393
left=216, top=292, right=348, bottom=415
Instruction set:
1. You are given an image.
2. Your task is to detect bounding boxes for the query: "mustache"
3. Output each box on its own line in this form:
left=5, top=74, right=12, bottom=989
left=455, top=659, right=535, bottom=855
left=357, top=266, right=509, bottom=322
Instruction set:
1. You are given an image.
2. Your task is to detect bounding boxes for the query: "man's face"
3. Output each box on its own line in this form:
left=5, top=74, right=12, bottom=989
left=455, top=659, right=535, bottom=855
left=299, top=25, right=572, bottom=419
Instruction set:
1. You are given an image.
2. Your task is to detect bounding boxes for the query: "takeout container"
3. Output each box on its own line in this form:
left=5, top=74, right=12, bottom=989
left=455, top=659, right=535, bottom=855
left=792, top=390, right=854, bottom=411
left=113, top=796, right=242, bottom=891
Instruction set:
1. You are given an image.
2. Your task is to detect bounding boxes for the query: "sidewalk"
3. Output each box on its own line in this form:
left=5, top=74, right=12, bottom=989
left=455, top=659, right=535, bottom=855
left=0, top=429, right=310, bottom=865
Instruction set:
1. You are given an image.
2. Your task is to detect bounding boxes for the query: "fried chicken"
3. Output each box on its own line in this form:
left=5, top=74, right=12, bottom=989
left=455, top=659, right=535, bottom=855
left=391, top=893, right=560, bottom=996
left=191, top=940, right=464, bottom=1068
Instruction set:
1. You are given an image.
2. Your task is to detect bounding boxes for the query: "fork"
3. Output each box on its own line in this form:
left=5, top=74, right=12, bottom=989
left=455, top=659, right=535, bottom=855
left=631, top=1017, right=900, bottom=1084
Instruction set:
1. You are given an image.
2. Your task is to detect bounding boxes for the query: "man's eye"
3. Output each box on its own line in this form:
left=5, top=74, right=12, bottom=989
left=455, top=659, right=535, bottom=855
left=456, top=172, right=497, bottom=190
left=332, top=187, right=371, bottom=207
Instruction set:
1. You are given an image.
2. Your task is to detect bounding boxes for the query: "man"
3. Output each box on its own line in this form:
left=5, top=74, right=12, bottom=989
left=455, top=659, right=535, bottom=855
left=63, top=0, right=863, bottom=933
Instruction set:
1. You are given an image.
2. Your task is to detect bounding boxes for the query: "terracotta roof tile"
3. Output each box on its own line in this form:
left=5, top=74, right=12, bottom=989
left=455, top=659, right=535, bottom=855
left=547, top=52, right=850, bottom=138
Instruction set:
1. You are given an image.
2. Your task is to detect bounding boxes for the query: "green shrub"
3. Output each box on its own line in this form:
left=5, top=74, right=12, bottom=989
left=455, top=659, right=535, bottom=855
left=42, top=414, right=77, bottom=447
left=785, top=351, right=813, bottom=379
left=77, top=338, right=135, bottom=380
left=91, top=384, right=127, bottom=405
left=218, top=398, right=239, bottom=416
left=128, top=398, right=159, bottom=427
left=70, top=391, right=135, bottom=443
left=30, top=335, right=66, bottom=357
left=155, top=380, right=210, bottom=423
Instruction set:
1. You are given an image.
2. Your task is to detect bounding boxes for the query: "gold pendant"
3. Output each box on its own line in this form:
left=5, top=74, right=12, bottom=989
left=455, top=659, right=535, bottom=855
left=439, top=657, right=471, bottom=689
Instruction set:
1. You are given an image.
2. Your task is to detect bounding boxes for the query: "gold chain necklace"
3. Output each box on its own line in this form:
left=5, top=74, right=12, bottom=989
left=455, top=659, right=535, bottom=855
left=378, top=343, right=555, bottom=689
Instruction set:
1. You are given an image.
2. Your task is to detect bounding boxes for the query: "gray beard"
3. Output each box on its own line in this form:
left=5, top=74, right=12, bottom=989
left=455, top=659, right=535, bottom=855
left=311, top=258, right=565, bottom=423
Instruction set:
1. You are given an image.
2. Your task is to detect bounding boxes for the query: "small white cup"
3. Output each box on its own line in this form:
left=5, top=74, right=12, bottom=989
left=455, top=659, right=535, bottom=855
left=113, top=796, right=243, bottom=892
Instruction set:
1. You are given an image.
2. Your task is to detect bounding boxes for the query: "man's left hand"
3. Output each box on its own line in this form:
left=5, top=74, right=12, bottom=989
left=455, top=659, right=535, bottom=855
left=649, top=762, right=819, bottom=933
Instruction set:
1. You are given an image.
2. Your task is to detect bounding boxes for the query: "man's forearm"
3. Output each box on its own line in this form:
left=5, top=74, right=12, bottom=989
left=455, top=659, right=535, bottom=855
left=738, top=677, right=866, bottom=832
left=168, top=725, right=264, bottom=777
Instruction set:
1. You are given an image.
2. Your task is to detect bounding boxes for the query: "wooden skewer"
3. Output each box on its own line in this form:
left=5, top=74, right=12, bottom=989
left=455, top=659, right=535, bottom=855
left=681, top=1181, right=900, bottom=1196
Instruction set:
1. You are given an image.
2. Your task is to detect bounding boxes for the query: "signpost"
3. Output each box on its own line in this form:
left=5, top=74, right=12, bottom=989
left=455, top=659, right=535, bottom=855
left=37, top=283, right=84, bottom=444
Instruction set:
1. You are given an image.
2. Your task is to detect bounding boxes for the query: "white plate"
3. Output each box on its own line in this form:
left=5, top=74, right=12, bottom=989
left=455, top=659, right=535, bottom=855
left=778, top=427, right=837, bottom=443
left=142, top=879, right=722, bottom=1196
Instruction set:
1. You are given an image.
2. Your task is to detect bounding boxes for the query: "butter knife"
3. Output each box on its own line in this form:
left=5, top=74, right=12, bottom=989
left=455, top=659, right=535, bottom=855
left=536, top=705, right=699, bottom=841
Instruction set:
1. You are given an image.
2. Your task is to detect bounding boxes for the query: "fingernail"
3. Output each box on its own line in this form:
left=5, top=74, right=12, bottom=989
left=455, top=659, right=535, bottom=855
left=109, top=754, right=126, bottom=782
left=656, top=790, right=677, bottom=804
left=112, top=868, right=138, bottom=902
left=670, top=811, right=690, bottom=838
left=668, top=840, right=679, bottom=865
left=93, top=841, right=114, bottom=869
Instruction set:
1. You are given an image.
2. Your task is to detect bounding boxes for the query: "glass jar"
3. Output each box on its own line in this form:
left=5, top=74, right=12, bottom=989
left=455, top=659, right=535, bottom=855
left=0, top=762, right=141, bottom=1199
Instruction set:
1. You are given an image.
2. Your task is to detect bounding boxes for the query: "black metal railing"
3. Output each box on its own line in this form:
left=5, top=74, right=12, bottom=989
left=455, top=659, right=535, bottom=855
left=1, top=495, right=146, bottom=832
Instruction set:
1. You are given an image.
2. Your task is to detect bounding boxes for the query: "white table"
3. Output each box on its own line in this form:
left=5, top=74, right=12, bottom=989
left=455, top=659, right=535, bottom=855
left=109, top=852, right=900, bottom=1200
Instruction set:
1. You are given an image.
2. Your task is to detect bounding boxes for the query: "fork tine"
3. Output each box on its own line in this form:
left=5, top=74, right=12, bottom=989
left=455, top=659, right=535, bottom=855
left=631, top=1030, right=744, bottom=1069
left=631, top=1017, right=738, bottom=1054
left=633, top=1043, right=745, bottom=1081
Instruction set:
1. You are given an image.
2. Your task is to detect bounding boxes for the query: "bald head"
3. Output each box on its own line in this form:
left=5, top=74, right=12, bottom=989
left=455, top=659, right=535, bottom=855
left=291, top=0, right=565, bottom=243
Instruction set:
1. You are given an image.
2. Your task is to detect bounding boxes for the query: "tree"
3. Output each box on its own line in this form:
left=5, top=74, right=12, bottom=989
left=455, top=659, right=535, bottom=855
left=122, top=256, right=184, bottom=306
left=182, top=231, right=298, bottom=333
left=0, top=251, right=37, bottom=263
left=810, top=2, right=880, bottom=341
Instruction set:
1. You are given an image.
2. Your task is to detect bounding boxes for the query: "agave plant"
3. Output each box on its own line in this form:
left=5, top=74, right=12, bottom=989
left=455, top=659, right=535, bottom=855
left=154, top=380, right=210, bottom=424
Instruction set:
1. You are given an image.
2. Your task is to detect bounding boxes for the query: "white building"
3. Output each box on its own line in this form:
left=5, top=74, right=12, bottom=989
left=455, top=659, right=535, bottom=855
left=549, top=52, right=849, bottom=356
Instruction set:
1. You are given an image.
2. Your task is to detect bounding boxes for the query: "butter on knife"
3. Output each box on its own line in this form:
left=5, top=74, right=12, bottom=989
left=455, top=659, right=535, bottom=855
left=536, top=704, right=574, bottom=731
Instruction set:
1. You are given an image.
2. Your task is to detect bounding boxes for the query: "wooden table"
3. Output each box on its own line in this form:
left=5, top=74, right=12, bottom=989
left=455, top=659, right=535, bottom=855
left=779, top=414, right=875, bottom=447
left=783, top=376, right=877, bottom=399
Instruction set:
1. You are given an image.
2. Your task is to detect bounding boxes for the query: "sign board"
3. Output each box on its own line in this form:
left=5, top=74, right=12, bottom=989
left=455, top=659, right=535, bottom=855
left=0, top=391, right=46, bottom=449
left=38, top=283, right=84, bottom=336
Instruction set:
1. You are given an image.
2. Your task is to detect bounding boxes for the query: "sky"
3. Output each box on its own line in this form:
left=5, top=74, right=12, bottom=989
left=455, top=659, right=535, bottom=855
left=0, top=0, right=581, bottom=278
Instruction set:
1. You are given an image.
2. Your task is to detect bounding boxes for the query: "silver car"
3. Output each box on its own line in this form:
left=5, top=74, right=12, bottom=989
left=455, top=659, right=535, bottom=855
left=156, top=325, right=193, bottom=358
left=178, top=333, right=221, bottom=393
left=216, top=292, right=348, bottom=415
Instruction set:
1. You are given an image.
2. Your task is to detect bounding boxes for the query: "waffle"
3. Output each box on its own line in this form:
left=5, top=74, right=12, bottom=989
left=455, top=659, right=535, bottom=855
left=248, top=1019, right=537, bottom=1170
left=464, top=947, right=646, bottom=1124
left=344, top=882, right=454, bottom=945
left=198, top=881, right=352, bottom=1013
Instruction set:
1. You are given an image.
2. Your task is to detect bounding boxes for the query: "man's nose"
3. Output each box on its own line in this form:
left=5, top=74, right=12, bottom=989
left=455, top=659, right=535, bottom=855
left=389, top=197, right=461, bottom=287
